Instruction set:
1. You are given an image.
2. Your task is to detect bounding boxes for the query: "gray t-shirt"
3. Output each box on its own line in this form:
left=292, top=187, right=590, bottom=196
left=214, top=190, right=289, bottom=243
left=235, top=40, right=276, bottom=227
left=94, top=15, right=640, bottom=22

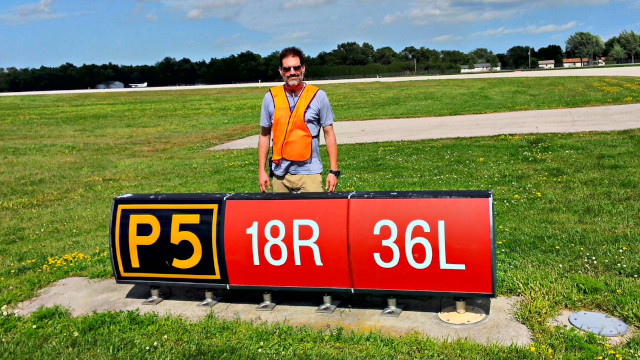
left=260, top=85, right=335, bottom=176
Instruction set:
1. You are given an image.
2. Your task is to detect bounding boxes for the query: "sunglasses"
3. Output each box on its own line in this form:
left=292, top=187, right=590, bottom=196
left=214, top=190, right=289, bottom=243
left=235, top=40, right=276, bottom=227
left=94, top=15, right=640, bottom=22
left=281, top=65, right=302, bottom=72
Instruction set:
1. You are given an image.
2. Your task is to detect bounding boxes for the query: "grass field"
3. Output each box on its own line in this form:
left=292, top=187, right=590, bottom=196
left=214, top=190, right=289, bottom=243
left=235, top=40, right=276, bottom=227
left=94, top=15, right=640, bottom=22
left=1, top=76, right=639, bottom=359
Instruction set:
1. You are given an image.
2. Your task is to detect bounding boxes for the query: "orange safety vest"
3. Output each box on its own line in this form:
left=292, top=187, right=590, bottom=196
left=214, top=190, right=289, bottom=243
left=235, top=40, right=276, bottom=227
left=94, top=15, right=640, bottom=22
left=270, top=84, right=320, bottom=163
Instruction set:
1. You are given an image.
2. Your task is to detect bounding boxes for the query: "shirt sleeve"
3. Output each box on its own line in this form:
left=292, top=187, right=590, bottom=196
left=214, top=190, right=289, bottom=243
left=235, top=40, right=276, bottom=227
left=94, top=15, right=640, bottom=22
left=260, top=92, right=275, bottom=128
left=315, top=90, right=335, bottom=128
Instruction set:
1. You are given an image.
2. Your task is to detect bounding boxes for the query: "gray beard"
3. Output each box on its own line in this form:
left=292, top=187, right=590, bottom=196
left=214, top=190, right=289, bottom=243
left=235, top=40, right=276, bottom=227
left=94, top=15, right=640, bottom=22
left=285, top=75, right=303, bottom=87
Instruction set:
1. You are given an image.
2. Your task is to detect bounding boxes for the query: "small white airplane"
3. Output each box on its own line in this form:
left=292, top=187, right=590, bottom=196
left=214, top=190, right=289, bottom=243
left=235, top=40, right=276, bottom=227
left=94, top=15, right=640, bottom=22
left=129, top=82, right=148, bottom=88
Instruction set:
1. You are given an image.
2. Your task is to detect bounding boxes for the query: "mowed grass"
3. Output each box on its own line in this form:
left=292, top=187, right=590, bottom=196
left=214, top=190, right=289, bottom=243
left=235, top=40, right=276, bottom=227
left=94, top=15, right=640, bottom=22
left=0, top=76, right=639, bottom=359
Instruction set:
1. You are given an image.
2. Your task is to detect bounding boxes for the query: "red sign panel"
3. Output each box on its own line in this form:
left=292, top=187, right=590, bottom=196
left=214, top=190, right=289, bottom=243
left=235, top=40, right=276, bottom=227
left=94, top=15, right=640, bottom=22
left=348, top=198, right=494, bottom=295
left=224, top=199, right=351, bottom=289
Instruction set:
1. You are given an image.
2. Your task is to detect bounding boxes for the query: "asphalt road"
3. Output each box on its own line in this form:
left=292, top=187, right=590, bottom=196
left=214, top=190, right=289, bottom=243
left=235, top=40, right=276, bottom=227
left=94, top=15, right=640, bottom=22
left=210, top=66, right=640, bottom=150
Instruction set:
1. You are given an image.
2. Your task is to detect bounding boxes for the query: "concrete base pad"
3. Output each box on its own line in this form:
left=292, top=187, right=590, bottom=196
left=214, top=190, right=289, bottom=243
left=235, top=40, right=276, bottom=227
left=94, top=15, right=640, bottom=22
left=16, top=277, right=531, bottom=346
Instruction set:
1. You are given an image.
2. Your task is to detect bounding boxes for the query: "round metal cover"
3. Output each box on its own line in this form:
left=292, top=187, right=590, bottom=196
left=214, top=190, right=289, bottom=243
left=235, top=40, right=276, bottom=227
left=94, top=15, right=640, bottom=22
left=438, top=305, right=486, bottom=325
left=568, top=311, right=628, bottom=337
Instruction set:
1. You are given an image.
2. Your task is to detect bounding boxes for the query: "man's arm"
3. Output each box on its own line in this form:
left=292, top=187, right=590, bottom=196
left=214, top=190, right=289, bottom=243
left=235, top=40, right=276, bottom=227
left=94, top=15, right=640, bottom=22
left=258, top=126, right=272, bottom=193
left=323, top=124, right=339, bottom=192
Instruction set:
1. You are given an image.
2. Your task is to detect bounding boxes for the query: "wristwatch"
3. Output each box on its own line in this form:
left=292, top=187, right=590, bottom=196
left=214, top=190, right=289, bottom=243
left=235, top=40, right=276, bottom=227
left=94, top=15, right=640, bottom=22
left=329, top=169, right=341, bottom=178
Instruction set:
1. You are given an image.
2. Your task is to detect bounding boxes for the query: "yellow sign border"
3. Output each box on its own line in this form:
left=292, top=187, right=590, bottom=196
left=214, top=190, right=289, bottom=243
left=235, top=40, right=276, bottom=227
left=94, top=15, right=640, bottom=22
left=115, top=204, right=221, bottom=280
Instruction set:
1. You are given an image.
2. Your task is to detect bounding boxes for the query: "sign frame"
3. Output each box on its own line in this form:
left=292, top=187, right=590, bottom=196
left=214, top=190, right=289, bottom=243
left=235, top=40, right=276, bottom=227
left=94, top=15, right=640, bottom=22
left=109, top=191, right=496, bottom=297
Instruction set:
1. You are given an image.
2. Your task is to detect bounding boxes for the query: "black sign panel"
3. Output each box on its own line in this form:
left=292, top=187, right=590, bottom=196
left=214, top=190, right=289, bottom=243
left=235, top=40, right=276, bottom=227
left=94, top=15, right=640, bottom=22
left=110, top=194, right=228, bottom=287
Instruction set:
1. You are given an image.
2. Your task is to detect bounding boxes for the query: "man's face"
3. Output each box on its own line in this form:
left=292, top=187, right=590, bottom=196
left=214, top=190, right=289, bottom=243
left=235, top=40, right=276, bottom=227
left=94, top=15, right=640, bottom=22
left=280, top=55, right=305, bottom=87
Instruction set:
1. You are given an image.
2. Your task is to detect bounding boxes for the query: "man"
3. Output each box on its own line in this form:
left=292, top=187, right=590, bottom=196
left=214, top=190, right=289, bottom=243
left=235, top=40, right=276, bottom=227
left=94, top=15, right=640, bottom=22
left=258, top=47, right=340, bottom=193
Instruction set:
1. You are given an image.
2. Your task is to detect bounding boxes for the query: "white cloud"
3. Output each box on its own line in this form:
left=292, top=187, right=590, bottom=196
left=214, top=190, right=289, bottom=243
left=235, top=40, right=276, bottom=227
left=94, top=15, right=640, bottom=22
left=283, top=0, right=336, bottom=10
left=359, top=17, right=375, bottom=30
left=475, top=21, right=578, bottom=37
left=122, top=0, right=623, bottom=54
left=272, top=31, right=312, bottom=42
left=382, top=13, right=401, bottom=25
left=379, top=0, right=617, bottom=27
left=381, top=1, right=521, bottom=26
left=146, top=11, right=159, bottom=22
left=0, top=0, right=73, bottom=25
left=151, top=0, right=250, bottom=21
left=186, top=8, right=204, bottom=20
left=433, top=34, right=462, bottom=43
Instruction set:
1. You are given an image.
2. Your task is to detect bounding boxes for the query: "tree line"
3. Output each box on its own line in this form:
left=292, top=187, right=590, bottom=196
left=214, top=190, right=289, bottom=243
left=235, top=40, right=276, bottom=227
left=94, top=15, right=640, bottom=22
left=1, top=30, right=638, bottom=93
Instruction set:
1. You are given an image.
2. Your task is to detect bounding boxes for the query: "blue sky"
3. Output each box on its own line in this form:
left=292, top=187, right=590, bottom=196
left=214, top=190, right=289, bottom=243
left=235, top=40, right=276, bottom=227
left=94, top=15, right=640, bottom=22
left=1, top=0, right=639, bottom=69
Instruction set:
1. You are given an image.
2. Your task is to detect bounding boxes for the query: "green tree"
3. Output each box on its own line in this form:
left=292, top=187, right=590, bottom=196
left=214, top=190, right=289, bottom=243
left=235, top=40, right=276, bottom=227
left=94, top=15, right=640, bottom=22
left=440, top=50, right=468, bottom=65
left=373, top=46, right=398, bottom=65
left=331, top=42, right=374, bottom=66
left=175, top=57, right=198, bottom=84
left=467, top=55, right=478, bottom=69
left=260, top=51, right=281, bottom=81
left=609, top=42, right=627, bottom=63
left=565, top=32, right=604, bottom=65
left=399, top=46, right=418, bottom=62
left=468, top=48, right=500, bottom=69
left=496, top=53, right=512, bottom=68
left=537, top=45, right=564, bottom=67
left=468, top=48, right=494, bottom=63
left=0, top=68, right=8, bottom=92
left=604, top=36, right=620, bottom=57
left=488, top=55, right=500, bottom=68
left=618, top=30, right=640, bottom=63
left=506, top=46, right=534, bottom=69
left=155, top=57, right=179, bottom=85
left=234, top=51, right=262, bottom=83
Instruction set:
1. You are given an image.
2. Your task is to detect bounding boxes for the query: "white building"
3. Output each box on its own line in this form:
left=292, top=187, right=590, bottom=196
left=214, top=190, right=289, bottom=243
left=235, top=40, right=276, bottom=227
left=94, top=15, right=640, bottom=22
left=562, top=58, right=605, bottom=67
left=460, top=63, right=501, bottom=73
left=539, top=60, right=555, bottom=69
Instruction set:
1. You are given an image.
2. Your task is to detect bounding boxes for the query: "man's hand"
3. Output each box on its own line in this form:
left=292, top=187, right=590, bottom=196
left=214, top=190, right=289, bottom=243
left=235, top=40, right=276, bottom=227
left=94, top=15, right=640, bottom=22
left=259, top=171, right=271, bottom=193
left=325, top=173, right=338, bottom=192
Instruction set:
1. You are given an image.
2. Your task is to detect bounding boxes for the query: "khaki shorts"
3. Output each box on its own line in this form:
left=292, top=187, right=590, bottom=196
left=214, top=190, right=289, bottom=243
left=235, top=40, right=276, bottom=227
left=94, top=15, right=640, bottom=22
left=272, top=174, right=323, bottom=193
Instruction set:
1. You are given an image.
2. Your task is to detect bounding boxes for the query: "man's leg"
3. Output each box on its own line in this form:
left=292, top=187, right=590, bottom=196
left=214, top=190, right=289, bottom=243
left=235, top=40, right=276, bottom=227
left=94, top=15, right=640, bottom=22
left=271, top=175, right=292, bottom=193
left=272, top=174, right=323, bottom=193
left=297, top=174, right=323, bottom=193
